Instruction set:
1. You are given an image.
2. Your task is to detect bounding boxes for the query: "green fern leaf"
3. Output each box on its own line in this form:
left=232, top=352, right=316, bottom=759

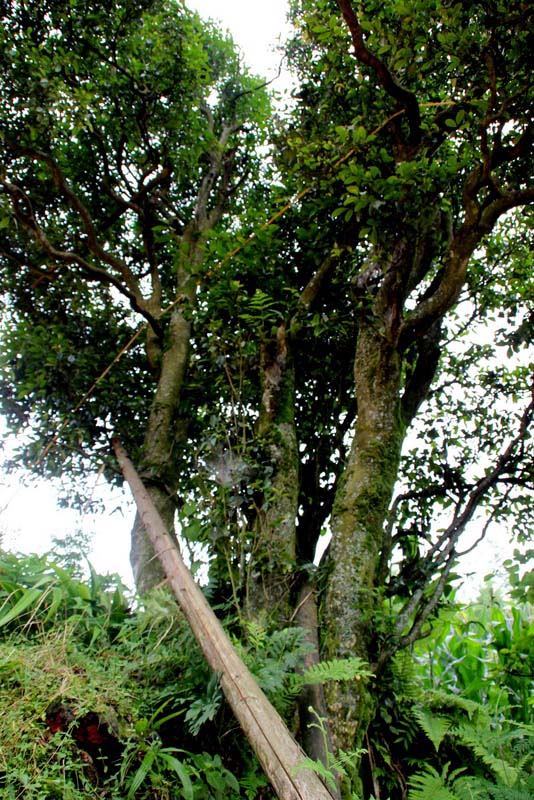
left=455, top=722, right=518, bottom=786
left=413, top=707, right=452, bottom=752
left=301, top=656, right=373, bottom=685
left=292, top=756, right=339, bottom=793
left=426, top=689, right=487, bottom=721
left=408, top=764, right=463, bottom=800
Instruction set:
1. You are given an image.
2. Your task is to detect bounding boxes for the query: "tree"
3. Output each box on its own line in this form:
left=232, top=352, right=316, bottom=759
left=1, top=0, right=533, bottom=797
left=0, top=0, right=271, bottom=591
left=278, top=0, right=534, bottom=766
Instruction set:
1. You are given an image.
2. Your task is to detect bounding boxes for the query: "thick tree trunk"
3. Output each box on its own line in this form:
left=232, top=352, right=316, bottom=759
left=322, top=321, right=405, bottom=757
left=130, top=483, right=176, bottom=593
left=129, top=305, right=192, bottom=590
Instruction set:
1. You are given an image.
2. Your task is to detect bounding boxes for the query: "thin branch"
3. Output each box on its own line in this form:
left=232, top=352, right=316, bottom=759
left=379, top=385, right=534, bottom=664
left=0, top=175, right=162, bottom=336
left=337, top=0, right=421, bottom=145
left=293, top=254, right=339, bottom=322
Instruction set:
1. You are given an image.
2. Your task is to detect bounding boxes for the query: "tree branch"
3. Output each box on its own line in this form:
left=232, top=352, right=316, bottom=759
left=292, top=253, right=339, bottom=328
left=337, top=0, right=421, bottom=145
left=0, top=174, right=163, bottom=336
left=379, top=384, right=534, bottom=665
left=401, top=182, right=534, bottom=336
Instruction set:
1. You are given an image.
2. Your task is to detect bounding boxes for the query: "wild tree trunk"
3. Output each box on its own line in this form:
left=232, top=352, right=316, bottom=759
left=130, top=301, right=193, bottom=590
left=322, top=318, right=405, bottom=754
left=296, top=583, right=342, bottom=800
left=246, top=325, right=299, bottom=621
left=129, top=118, right=241, bottom=591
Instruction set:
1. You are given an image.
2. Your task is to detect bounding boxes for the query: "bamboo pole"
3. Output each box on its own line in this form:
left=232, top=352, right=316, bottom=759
left=112, top=438, right=334, bottom=800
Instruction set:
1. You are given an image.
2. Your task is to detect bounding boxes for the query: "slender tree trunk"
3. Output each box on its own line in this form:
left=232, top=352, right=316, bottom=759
left=246, top=326, right=299, bottom=621
left=130, top=301, right=194, bottom=590
left=295, top=583, right=342, bottom=800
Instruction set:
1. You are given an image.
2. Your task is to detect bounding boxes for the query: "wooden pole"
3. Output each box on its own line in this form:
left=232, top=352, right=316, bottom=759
left=112, top=438, right=334, bottom=800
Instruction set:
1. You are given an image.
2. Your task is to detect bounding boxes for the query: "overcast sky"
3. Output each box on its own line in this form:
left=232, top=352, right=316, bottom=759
left=189, top=0, right=291, bottom=79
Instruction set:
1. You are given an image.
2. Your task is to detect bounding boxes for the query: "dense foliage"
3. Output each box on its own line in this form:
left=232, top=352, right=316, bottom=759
left=1, top=0, right=533, bottom=797
left=1, top=552, right=533, bottom=799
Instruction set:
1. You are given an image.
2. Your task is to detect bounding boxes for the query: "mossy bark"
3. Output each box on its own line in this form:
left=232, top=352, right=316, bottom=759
left=130, top=307, right=192, bottom=591
left=322, top=319, right=405, bottom=758
left=129, top=232, right=200, bottom=591
left=246, top=325, right=299, bottom=622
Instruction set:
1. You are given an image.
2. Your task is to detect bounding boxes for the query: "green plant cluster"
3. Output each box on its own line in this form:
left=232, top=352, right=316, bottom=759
left=366, top=591, right=534, bottom=800
left=0, top=551, right=373, bottom=799
left=0, top=551, right=270, bottom=799
left=1, top=552, right=533, bottom=799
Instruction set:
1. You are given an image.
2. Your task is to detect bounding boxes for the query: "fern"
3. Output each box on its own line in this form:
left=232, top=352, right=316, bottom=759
left=413, top=707, right=452, bottom=752
left=292, top=747, right=367, bottom=796
left=454, top=722, right=518, bottom=786
left=301, top=656, right=373, bottom=685
left=241, top=618, right=268, bottom=651
left=391, top=649, right=423, bottom=702
left=408, top=764, right=467, bottom=800
left=290, top=706, right=366, bottom=795
left=426, top=688, right=487, bottom=721
left=474, top=773, right=534, bottom=800
left=239, top=769, right=269, bottom=799
left=292, top=755, right=340, bottom=793
left=184, top=672, right=222, bottom=735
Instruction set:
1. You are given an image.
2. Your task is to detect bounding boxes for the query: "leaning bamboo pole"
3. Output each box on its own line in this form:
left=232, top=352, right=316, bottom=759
left=112, top=438, right=334, bottom=800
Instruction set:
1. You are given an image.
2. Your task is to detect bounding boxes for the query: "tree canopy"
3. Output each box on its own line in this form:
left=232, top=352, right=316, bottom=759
left=1, top=0, right=533, bottom=797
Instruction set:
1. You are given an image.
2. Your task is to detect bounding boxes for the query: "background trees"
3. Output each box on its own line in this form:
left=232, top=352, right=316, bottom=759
left=1, top=0, right=533, bottom=797
left=0, top=0, right=271, bottom=590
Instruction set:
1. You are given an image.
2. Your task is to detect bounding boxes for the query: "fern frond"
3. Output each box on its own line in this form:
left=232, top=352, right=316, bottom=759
left=301, top=656, right=373, bottom=685
left=292, top=756, right=339, bottom=793
left=473, top=775, right=534, bottom=800
left=408, top=763, right=465, bottom=800
left=454, top=722, right=518, bottom=787
left=242, top=619, right=268, bottom=651
left=391, top=650, right=422, bottom=702
left=426, top=689, right=487, bottom=721
left=334, top=747, right=367, bottom=773
left=413, top=707, right=452, bottom=752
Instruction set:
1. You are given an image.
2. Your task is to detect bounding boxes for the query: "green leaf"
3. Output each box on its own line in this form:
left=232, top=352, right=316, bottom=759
left=301, top=657, right=373, bottom=685
left=157, top=751, right=194, bottom=800
left=126, top=744, right=158, bottom=799
left=0, top=579, right=51, bottom=628
left=413, top=708, right=452, bottom=752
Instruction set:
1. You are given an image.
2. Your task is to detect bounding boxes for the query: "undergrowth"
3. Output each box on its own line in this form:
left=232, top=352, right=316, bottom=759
left=1, top=551, right=533, bottom=799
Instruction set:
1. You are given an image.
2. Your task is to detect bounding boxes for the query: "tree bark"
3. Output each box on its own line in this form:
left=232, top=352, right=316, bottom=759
left=322, top=320, right=405, bottom=756
left=130, top=304, right=192, bottom=590
left=295, top=583, right=342, bottom=800
left=246, top=325, right=299, bottom=621
left=130, top=483, right=177, bottom=594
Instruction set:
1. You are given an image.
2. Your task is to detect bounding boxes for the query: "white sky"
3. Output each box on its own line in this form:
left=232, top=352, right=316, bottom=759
left=0, top=0, right=518, bottom=598
left=188, top=0, right=291, bottom=80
